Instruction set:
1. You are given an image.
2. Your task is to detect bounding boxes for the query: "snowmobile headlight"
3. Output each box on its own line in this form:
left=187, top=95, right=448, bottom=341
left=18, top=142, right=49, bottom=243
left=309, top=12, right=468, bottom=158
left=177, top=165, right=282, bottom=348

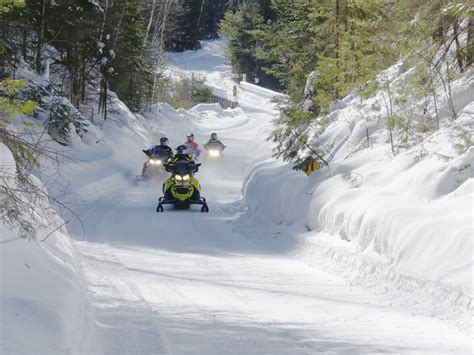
left=209, top=149, right=220, bottom=157
left=149, top=158, right=162, bottom=165
left=182, top=174, right=190, bottom=181
left=174, top=175, right=182, bottom=181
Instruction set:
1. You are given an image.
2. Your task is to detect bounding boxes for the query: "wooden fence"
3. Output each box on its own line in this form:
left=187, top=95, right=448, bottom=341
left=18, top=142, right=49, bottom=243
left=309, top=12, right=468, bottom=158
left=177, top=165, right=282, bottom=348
left=211, top=95, right=238, bottom=109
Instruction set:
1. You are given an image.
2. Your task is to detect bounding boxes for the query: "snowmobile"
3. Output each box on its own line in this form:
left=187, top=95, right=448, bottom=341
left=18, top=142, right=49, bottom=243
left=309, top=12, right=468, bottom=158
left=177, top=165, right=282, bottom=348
left=140, top=154, right=168, bottom=181
left=203, top=141, right=226, bottom=159
left=156, top=161, right=209, bottom=212
left=134, top=156, right=166, bottom=185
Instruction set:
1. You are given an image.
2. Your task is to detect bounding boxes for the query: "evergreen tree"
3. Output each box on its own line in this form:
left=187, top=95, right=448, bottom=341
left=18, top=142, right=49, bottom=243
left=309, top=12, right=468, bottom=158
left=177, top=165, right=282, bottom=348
left=255, top=0, right=323, bottom=99
left=219, top=0, right=474, bottom=162
left=166, top=0, right=202, bottom=51
left=202, top=0, right=228, bottom=39
left=315, top=0, right=396, bottom=112
left=109, top=0, right=152, bottom=111
left=219, top=1, right=269, bottom=81
left=1, top=1, right=42, bottom=240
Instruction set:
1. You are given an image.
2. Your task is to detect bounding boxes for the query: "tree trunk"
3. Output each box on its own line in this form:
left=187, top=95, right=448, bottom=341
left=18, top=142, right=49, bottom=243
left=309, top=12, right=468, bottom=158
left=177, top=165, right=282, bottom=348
left=22, top=26, right=28, bottom=61
left=98, top=78, right=103, bottom=113
left=81, top=55, right=86, bottom=103
left=144, top=0, right=157, bottom=46
left=197, top=0, right=205, bottom=34
left=445, top=61, right=456, bottom=120
left=112, top=5, right=125, bottom=49
left=427, top=65, right=440, bottom=129
left=36, top=0, right=46, bottom=74
left=452, top=18, right=464, bottom=72
left=334, top=0, right=342, bottom=99
left=151, top=0, right=172, bottom=105
left=467, top=18, right=474, bottom=67
left=1, top=13, right=5, bottom=40
left=1, top=13, right=10, bottom=50
left=99, top=0, right=109, bottom=42
left=103, top=78, right=108, bottom=120
left=71, top=42, right=81, bottom=107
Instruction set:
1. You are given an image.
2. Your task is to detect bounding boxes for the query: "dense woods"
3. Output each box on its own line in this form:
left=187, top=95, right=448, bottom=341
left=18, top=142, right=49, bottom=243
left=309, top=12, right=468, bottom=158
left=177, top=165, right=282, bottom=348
left=220, top=0, right=473, bottom=162
left=221, top=0, right=473, bottom=105
left=0, top=0, right=472, bottom=166
left=0, top=0, right=228, bottom=113
left=0, top=0, right=471, bottom=163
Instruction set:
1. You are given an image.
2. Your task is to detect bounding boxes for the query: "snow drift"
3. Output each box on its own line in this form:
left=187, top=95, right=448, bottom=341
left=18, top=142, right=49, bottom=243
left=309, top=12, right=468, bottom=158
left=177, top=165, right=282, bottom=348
left=243, top=65, right=473, bottom=331
left=0, top=142, right=87, bottom=353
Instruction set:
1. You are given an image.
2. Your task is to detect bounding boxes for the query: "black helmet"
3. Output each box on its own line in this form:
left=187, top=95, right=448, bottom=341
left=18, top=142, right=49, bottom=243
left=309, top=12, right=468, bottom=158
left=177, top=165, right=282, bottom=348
left=160, top=137, right=169, bottom=145
left=176, top=145, right=187, bottom=155
left=210, top=132, right=217, bottom=140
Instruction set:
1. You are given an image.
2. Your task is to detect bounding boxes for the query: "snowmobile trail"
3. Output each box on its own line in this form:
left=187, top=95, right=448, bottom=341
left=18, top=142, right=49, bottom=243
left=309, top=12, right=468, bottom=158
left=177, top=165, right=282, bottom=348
left=67, top=40, right=470, bottom=353
left=76, top=242, right=175, bottom=354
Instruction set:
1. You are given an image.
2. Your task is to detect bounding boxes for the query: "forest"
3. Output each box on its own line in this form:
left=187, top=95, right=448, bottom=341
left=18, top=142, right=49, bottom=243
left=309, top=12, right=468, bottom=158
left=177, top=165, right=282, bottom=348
left=219, top=0, right=473, bottom=162
left=1, top=0, right=229, bottom=112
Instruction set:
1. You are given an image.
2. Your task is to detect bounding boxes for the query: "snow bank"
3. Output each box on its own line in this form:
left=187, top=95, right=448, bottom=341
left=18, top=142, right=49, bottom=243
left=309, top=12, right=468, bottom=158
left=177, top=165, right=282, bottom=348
left=166, top=39, right=284, bottom=110
left=0, top=143, right=88, bottom=353
left=0, top=61, right=163, bottom=352
left=239, top=81, right=282, bottom=100
left=243, top=66, right=473, bottom=331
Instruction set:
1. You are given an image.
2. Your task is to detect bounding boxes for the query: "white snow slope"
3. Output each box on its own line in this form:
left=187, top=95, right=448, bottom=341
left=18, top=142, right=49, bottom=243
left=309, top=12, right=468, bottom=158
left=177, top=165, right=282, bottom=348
left=0, top=143, right=88, bottom=353
left=1, top=39, right=471, bottom=353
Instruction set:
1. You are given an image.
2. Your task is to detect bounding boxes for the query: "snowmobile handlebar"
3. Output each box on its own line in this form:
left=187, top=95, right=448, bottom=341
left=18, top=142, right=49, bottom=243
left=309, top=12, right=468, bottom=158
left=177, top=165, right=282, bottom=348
left=164, top=162, right=201, bottom=174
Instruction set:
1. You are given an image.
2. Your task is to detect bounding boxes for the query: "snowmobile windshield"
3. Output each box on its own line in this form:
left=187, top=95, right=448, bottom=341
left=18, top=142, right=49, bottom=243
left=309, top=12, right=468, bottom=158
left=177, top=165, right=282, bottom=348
left=173, top=161, right=192, bottom=173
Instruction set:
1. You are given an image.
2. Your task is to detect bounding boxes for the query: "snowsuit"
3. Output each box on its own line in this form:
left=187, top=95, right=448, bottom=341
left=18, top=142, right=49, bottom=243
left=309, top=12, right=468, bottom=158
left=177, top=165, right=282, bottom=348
left=183, top=141, right=201, bottom=159
left=203, top=139, right=225, bottom=151
left=144, top=145, right=173, bottom=160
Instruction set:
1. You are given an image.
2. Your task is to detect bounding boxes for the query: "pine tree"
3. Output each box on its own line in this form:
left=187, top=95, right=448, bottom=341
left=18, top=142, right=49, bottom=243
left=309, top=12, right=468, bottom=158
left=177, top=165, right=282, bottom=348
left=255, top=0, right=323, bottom=99
left=0, top=0, right=42, bottom=240
left=109, top=0, right=152, bottom=111
left=219, top=1, right=267, bottom=81
left=314, top=0, right=396, bottom=112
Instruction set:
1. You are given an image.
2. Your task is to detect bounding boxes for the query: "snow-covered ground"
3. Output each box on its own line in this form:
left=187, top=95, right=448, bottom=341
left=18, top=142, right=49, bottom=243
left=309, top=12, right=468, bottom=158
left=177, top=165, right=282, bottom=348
left=242, top=64, right=473, bottom=332
left=0, top=143, right=87, bottom=353
left=1, top=39, right=471, bottom=353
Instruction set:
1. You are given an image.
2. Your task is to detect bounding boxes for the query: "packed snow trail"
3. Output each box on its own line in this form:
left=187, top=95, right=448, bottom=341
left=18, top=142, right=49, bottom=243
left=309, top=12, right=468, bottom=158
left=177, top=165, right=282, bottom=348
left=64, top=40, right=470, bottom=353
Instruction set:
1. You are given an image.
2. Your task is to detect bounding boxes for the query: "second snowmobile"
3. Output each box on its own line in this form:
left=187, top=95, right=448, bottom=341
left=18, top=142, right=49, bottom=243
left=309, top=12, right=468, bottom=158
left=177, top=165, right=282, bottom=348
left=141, top=154, right=168, bottom=181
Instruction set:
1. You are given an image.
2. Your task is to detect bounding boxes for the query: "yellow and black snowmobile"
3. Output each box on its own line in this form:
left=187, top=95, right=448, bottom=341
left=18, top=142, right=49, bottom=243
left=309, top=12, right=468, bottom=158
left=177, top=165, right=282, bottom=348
left=156, top=160, right=209, bottom=212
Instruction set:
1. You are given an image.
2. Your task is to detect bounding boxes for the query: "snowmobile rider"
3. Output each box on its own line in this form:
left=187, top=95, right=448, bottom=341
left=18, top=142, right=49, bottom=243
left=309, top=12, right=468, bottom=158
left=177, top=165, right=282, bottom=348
left=203, top=132, right=226, bottom=151
left=142, top=137, right=173, bottom=160
left=183, top=133, right=201, bottom=159
left=168, top=145, right=195, bottom=165
left=161, top=145, right=202, bottom=205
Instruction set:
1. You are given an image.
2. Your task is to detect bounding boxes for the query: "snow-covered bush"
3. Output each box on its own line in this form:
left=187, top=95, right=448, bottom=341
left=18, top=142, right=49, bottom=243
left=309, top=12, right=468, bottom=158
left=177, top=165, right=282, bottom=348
left=162, top=74, right=213, bottom=109
left=19, top=80, right=89, bottom=145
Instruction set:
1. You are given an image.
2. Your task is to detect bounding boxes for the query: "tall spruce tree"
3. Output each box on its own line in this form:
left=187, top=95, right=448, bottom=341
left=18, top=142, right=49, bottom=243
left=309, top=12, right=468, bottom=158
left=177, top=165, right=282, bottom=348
left=109, top=0, right=151, bottom=111
left=219, top=0, right=274, bottom=82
